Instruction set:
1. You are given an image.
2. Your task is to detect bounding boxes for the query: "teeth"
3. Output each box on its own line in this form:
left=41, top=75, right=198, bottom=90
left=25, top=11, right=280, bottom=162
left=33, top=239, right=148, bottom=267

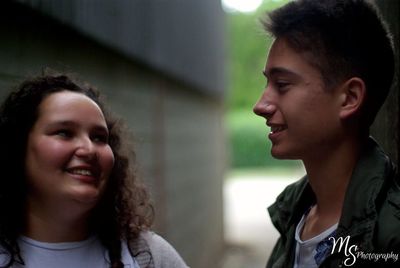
left=70, top=169, right=93, bottom=176
left=271, top=126, right=286, bottom=133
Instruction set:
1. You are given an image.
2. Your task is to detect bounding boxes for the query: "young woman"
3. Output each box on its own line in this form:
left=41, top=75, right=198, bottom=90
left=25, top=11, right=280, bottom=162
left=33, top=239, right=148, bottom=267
left=0, top=73, right=188, bottom=268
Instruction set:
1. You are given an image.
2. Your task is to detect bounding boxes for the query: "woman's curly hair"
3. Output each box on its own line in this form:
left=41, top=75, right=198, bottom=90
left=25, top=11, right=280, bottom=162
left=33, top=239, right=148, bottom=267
left=0, top=73, right=154, bottom=268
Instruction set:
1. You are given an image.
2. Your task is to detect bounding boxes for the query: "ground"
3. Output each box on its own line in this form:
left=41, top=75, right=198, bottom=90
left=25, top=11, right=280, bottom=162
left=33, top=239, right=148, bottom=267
left=221, top=170, right=302, bottom=268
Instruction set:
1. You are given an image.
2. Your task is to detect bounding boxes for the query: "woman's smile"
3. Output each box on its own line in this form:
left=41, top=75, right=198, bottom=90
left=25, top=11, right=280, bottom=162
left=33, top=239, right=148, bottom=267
left=65, top=165, right=100, bottom=184
left=25, top=91, right=115, bottom=206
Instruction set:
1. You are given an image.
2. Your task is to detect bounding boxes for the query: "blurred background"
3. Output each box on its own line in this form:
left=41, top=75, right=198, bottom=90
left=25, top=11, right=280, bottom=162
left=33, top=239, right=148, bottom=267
left=0, top=0, right=398, bottom=267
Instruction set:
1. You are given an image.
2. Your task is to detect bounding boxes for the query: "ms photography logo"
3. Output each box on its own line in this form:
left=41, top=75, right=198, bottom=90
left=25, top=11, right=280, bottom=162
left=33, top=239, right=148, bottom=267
left=329, top=236, right=399, bottom=266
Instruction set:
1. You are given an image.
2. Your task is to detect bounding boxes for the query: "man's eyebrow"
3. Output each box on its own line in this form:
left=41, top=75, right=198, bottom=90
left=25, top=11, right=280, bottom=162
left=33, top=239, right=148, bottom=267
left=263, top=67, right=301, bottom=79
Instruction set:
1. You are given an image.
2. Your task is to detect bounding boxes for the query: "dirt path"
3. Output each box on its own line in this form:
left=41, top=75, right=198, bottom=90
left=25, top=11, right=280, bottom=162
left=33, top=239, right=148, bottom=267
left=222, top=173, right=300, bottom=268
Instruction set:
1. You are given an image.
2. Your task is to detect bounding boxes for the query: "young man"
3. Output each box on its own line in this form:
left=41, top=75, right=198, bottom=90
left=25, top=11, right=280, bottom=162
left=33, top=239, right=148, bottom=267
left=253, top=0, right=399, bottom=267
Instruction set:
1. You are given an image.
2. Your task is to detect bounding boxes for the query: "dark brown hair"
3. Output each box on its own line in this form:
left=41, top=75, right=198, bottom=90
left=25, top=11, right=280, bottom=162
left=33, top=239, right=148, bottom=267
left=0, top=73, right=154, bottom=267
left=261, top=0, right=395, bottom=128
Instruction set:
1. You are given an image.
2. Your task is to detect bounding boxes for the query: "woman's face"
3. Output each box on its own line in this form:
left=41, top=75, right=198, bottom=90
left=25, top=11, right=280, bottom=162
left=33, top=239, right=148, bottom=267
left=25, top=91, right=115, bottom=211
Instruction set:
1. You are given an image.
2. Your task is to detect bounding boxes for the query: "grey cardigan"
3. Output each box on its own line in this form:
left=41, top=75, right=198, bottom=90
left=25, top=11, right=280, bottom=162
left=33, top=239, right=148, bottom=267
left=130, top=231, right=189, bottom=268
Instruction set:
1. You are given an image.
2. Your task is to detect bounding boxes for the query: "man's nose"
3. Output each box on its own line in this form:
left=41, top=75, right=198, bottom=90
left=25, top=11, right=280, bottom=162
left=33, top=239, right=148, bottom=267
left=253, top=91, right=276, bottom=119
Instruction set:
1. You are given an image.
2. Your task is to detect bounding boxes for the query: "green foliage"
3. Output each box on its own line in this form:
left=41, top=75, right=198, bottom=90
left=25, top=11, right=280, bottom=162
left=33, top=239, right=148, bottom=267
left=226, top=0, right=290, bottom=111
left=227, top=110, right=300, bottom=168
left=225, top=0, right=293, bottom=169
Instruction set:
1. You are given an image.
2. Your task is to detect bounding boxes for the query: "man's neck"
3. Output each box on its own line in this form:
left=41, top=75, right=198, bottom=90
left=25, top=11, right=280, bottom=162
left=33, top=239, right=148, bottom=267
left=300, top=137, right=362, bottom=240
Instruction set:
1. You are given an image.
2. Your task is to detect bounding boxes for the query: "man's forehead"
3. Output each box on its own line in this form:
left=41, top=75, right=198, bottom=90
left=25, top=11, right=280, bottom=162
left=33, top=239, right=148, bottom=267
left=265, top=38, right=324, bottom=78
left=265, top=40, right=308, bottom=72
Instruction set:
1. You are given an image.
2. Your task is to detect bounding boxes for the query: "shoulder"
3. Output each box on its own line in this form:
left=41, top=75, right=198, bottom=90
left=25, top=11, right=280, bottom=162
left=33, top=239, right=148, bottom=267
left=269, top=176, right=310, bottom=215
left=139, top=231, right=189, bottom=268
left=0, top=250, right=10, bottom=268
left=276, top=176, right=309, bottom=202
left=375, top=172, right=400, bottom=250
left=268, top=176, right=313, bottom=234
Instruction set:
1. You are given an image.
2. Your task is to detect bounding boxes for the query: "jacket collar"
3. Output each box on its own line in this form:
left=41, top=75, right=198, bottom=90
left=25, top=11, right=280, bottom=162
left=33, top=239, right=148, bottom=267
left=269, top=137, right=395, bottom=243
left=337, top=137, right=395, bottom=249
left=268, top=176, right=314, bottom=235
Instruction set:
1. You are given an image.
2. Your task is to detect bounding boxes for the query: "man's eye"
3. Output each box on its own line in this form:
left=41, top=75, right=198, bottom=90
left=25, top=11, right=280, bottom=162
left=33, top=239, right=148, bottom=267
left=276, top=81, right=291, bottom=91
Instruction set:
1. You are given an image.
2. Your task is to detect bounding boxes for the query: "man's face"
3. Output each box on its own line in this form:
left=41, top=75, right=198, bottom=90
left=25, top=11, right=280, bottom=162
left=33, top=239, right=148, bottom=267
left=253, top=38, right=343, bottom=161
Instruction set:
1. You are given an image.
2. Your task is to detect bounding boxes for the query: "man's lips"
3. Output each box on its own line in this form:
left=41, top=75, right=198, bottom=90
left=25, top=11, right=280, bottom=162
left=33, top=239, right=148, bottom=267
left=267, top=123, right=288, bottom=134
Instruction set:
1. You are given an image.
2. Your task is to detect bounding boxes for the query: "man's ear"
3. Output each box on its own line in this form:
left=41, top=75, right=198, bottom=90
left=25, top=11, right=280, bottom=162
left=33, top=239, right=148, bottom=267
left=339, top=77, right=366, bottom=119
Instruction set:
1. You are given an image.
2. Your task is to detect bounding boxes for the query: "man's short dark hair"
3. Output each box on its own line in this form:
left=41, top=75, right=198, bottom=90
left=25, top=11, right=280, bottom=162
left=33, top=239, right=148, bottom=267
left=262, top=0, right=395, bottom=127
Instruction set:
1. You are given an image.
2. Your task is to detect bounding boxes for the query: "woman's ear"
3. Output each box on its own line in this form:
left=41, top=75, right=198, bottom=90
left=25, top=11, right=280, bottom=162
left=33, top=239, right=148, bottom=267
left=339, top=77, right=366, bottom=119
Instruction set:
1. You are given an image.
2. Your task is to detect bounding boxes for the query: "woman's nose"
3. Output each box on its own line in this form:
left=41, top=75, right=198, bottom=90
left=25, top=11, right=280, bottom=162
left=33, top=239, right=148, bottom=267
left=74, top=136, right=97, bottom=160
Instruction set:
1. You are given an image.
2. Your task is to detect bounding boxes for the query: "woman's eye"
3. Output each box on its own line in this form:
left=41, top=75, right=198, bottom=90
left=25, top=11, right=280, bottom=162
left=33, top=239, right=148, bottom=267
left=92, top=134, right=109, bottom=144
left=55, top=130, right=72, bottom=138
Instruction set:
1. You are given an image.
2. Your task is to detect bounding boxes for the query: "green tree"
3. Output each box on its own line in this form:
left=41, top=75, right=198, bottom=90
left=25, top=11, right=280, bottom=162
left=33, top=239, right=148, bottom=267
left=226, top=0, right=290, bottom=111
left=225, top=0, right=300, bottom=169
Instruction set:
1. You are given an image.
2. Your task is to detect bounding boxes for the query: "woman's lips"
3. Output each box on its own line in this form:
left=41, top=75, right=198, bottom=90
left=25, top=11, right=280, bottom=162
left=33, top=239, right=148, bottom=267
left=65, top=166, right=99, bottom=184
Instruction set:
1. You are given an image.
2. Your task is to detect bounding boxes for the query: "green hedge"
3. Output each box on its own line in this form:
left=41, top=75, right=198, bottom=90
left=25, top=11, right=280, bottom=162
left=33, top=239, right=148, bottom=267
left=224, top=0, right=297, bottom=169
left=227, top=110, right=300, bottom=168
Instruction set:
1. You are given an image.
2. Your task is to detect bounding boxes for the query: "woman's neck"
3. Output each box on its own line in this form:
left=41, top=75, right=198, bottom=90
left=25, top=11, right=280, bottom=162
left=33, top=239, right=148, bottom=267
left=24, top=198, right=91, bottom=242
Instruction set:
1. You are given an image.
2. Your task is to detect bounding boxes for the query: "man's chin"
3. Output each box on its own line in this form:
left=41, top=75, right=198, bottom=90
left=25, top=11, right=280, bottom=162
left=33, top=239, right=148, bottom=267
left=270, top=149, right=298, bottom=160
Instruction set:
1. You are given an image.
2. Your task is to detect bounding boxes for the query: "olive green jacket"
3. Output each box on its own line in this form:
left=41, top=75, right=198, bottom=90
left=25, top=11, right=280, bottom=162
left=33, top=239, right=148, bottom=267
left=267, top=138, right=400, bottom=268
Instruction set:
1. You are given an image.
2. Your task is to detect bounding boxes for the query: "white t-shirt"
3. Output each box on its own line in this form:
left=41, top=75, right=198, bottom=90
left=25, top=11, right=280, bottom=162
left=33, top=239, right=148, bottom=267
left=293, top=213, right=338, bottom=268
left=0, top=236, right=139, bottom=268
